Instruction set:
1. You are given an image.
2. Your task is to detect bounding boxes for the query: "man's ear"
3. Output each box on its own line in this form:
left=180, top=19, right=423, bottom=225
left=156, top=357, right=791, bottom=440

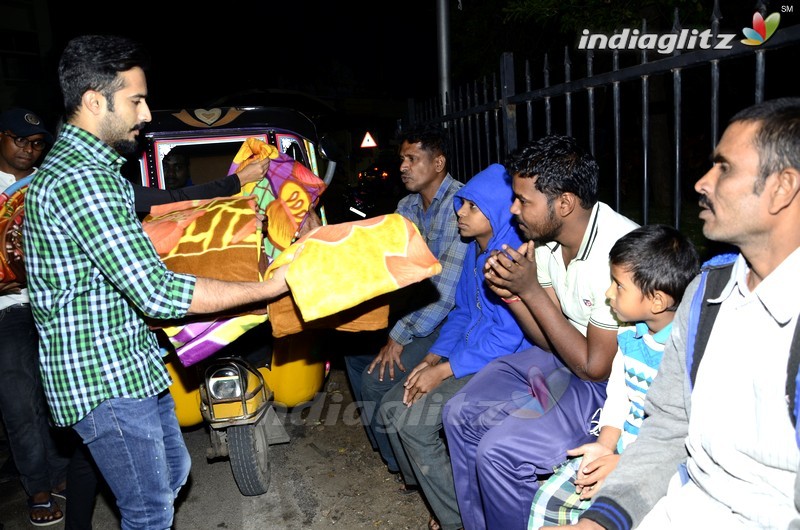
left=650, top=290, right=675, bottom=315
left=768, top=167, right=800, bottom=215
left=433, top=154, right=446, bottom=173
left=81, top=90, right=104, bottom=116
left=556, top=192, right=577, bottom=218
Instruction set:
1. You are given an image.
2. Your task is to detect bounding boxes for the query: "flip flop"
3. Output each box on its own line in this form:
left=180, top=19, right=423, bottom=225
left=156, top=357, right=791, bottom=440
left=50, top=487, right=67, bottom=501
left=428, top=515, right=441, bottom=530
left=27, top=497, right=64, bottom=527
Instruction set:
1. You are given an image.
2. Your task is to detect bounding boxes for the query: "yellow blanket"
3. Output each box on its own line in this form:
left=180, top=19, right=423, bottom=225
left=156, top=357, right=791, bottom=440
left=266, top=213, right=441, bottom=332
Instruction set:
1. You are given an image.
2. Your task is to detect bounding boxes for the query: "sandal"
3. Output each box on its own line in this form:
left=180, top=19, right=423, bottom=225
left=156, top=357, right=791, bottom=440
left=428, top=516, right=441, bottom=530
left=51, top=485, right=67, bottom=501
left=27, top=496, right=64, bottom=527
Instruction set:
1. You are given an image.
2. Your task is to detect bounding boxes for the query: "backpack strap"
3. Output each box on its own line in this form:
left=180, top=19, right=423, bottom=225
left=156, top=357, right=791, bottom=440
left=789, top=321, right=800, bottom=445
left=687, top=253, right=738, bottom=389
left=687, top=252, right=800, bottom=446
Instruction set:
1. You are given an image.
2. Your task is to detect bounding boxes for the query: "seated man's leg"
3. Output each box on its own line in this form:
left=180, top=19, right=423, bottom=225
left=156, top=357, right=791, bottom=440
left=393, top=374, right=474, bottom=530
left=361, top=330, right=439, bottom=474
left=73, top=391, right=190, bottom=530
left=474, top=348, right=606, bottom=530
left=343, top=330, right=389, bottom=451
left=443, top=350, right=538, bottom=530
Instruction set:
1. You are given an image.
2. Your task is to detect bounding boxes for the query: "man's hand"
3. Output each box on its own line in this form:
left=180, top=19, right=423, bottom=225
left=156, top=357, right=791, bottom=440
left=236, top=158, right=271, bottom=186
left=484, top=241, right=538, bottom=299
left=367, top=338, right=405, bottom=382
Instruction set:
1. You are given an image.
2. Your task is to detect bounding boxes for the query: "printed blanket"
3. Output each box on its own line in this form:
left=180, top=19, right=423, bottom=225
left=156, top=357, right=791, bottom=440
left=266, top=213, right=442, bottom=337
left=0, top=176, right=32, bottom=293
left=142, top=137, right=327, bottom=366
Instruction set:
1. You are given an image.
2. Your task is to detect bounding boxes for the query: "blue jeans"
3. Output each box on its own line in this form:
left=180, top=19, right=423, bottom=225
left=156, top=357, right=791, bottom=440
left=344, top=326, right=440, bottom=479
left=0, top=303, right=70, bottom=496
left=73, top=391, right=190, bottom=530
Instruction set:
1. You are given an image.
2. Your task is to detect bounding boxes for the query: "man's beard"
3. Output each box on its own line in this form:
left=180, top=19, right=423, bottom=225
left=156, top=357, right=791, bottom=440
left=100, top=112, right=143, bottom=156
left=111, top=138, right=139, bottom=155
left=520, top=203, right=561, bottom=244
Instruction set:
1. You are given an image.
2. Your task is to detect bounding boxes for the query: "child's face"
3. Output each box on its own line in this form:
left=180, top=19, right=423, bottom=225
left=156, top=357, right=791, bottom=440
left=605, top=263, right=653, bottom=324
left=456, top=199, right=492, bottom=242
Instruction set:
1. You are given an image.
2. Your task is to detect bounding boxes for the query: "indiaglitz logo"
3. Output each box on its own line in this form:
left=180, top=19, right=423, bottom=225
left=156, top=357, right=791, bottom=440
left=741, top=11, right=780, bottom=46
left=577, top=10, right=781, bottom=54
left=578, top=27, right=737, bottom=55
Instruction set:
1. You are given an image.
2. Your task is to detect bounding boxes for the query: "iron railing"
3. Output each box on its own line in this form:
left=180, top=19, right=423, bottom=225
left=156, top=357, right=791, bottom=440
left=409, top=4, right=800, bottom=232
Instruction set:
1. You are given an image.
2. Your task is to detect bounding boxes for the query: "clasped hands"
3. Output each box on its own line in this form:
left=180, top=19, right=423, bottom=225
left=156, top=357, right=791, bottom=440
left=484, top=240, right=537, bottom=300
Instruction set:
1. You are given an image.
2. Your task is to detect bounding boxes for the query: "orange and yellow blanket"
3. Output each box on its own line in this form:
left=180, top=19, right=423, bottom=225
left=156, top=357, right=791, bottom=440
left=142, top=139, right=441, bottom=366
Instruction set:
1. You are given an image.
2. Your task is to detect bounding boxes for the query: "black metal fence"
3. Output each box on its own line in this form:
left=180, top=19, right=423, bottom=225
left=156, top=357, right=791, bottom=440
left=408, top=6, right=800, bottom=232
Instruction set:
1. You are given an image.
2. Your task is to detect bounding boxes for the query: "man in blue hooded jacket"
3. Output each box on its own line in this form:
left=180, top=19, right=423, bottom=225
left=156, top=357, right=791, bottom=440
left=378, top=163, right=532, bottom=530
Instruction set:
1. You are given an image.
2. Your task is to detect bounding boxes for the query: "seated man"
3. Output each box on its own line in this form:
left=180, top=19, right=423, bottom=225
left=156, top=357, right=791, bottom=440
left=528, top=224, right=699, bottom=528
left=443, top=135, right=638, bottom=530
left=344, top=126, right=468, bottom=484
left=566, top=97, right=800, bottom=529
left=379, top=163, right=532, bottom=530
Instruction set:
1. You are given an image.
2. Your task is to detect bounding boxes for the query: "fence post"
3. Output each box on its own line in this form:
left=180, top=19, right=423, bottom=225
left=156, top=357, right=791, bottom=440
left=500, top=52, right=517, bottom=157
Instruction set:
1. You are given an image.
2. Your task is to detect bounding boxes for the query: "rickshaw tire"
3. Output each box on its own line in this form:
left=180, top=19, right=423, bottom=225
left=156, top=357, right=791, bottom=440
left=228, top=416, right=271, bottom=496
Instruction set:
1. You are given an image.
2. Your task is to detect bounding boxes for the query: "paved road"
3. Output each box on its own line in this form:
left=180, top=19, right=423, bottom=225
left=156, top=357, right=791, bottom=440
left=0, top=366, right=430, bottom=529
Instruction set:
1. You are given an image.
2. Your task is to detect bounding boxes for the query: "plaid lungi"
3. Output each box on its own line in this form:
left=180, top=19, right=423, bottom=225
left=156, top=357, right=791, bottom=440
left=529, top=457, right=592, bottom=528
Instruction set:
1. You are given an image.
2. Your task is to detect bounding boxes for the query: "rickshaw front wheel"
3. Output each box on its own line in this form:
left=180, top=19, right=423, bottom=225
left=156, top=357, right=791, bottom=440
left=228, top=414, right=271, bottom=496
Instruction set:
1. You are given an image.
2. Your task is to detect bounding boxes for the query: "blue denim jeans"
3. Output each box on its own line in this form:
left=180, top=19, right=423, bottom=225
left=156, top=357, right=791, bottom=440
left=0, top=303, right=70, bottom=496
left=73, top=390, right=190, bottom=530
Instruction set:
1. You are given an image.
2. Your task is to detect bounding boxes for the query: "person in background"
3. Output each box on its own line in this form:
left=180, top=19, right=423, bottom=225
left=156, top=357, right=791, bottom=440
left=528, top=224, right=699, bottom=528
left=379, top=163, right=532, bottom=530
left=343, top=126, right=469, bottom=491
left=23, top=35, right=290, bottom=529
left=162, top=150, right=192, bottom=189
left=564, top=97, right=800, bottom=529
left=0, top=107, right=69, bottom=526
left=443, top=135, right=638, bottom=530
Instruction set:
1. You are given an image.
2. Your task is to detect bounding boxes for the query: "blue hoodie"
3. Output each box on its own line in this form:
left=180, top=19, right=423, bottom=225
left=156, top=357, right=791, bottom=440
left=429, top=163, right=532, bottom=378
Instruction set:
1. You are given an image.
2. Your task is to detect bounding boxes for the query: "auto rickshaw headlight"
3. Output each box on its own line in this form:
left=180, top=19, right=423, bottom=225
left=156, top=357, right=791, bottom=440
left=208, top=367, right=242, bottom=400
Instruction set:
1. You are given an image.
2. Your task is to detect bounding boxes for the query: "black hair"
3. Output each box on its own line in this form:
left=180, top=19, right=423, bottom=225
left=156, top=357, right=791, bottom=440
left=504, top=135, right=598, bottom=208
left=398, top=125, right=449, bottom=164
left=729, top=97, right=800, bottom=192
left=58, top=35, right=150, bottom=120
left=609, top=224, right=700, bottom=310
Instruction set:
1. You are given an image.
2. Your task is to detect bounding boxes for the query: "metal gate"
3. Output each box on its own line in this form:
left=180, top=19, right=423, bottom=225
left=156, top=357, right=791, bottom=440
left=409, top=5, right=800, bottom=233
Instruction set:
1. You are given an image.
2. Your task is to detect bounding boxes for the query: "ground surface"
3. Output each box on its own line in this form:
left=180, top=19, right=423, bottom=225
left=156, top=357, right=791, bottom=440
left=0, top=362, right=433, bottom=529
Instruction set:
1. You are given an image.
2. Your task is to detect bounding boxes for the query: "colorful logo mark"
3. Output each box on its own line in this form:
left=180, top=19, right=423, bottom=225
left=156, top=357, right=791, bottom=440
left=741, top=11, right=780, bottom=46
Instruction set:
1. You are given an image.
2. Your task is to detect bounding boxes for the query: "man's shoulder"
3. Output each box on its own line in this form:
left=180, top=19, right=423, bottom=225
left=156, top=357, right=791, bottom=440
left=587, top=202, right=639, bottom=256
left=595, top=202, right=639, bottom=231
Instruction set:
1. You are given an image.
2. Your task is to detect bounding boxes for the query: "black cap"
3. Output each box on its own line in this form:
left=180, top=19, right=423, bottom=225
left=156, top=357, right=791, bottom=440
left=0, top=108, right=54, bottom=144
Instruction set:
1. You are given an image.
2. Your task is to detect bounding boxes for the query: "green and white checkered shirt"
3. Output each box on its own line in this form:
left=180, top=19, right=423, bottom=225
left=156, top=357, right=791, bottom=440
left=23, top=124, right=196, bottom=427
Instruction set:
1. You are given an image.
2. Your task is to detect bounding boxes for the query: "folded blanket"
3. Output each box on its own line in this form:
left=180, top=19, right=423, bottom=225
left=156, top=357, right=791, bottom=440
left=266, top=213, right=442, bottom=335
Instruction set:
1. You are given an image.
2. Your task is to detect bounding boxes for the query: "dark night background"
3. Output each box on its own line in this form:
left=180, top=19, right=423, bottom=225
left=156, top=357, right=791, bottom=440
left=2, top=0, right=798, bottom=187
left=27, top=1, right=440, bottom=116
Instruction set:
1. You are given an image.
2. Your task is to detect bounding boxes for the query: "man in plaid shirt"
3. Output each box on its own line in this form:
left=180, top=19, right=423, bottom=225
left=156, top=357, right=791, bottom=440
left=23, top=35, right=290, bottom=530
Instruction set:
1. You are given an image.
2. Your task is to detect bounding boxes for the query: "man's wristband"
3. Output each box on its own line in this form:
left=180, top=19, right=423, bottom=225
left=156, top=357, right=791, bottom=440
left=502, top=295, right=521, bottom=304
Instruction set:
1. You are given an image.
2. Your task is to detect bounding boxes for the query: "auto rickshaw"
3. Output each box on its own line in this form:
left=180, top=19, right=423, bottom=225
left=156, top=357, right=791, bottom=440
left=131, top=105, right=336, bottom=495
